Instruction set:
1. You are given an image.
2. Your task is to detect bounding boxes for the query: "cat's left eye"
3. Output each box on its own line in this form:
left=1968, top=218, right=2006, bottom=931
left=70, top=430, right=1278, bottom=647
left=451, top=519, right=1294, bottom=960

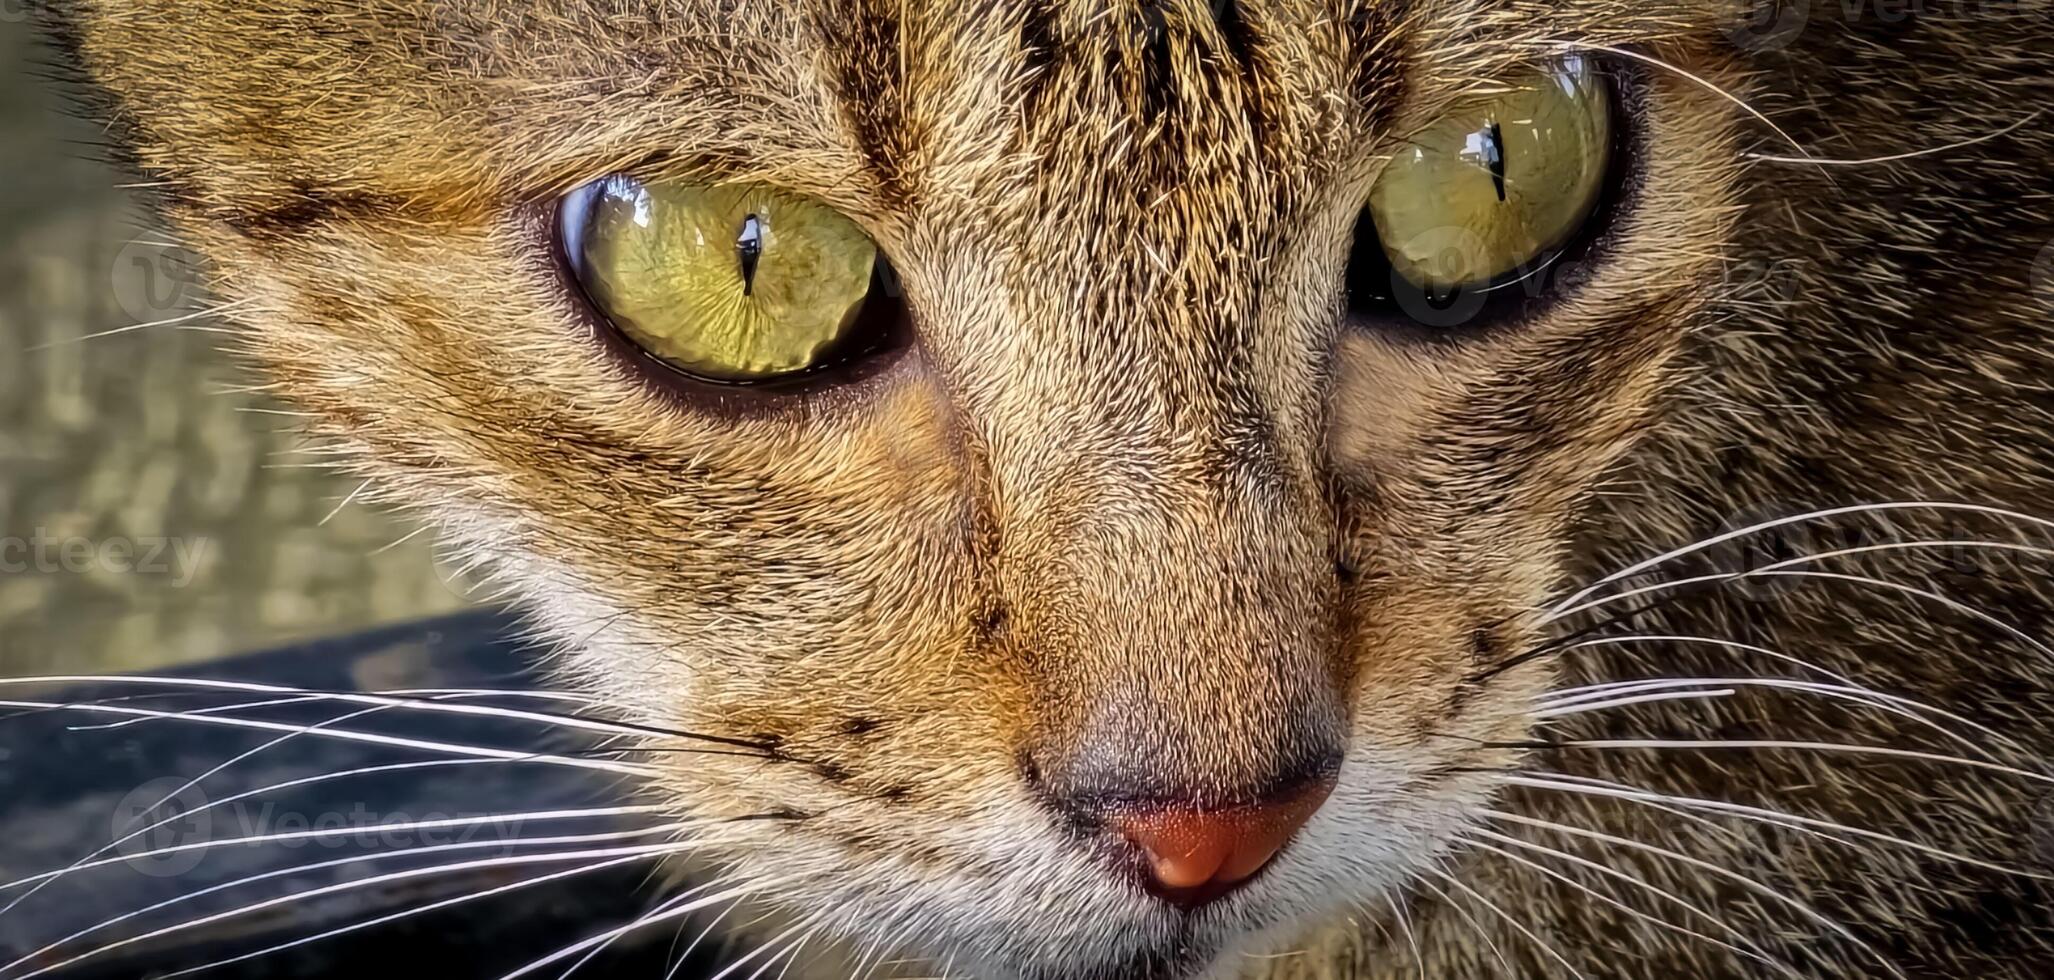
left=558, top=176, right=903, bottom=384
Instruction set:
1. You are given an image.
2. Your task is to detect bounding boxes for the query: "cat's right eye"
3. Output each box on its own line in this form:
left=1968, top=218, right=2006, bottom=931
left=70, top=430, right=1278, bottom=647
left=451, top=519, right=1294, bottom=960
left=558, top=176, right=903, bottom=384
left=1346, top=57, right=1618, bottom=331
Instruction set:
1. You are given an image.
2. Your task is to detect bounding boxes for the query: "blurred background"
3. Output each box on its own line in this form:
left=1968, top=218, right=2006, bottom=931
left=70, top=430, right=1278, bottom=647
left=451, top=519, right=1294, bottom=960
left=0, top=15, right=464, bottom=675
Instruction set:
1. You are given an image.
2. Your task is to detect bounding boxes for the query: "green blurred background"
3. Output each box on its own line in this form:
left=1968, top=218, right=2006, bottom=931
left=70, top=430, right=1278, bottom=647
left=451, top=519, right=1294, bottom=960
left=0, top=15, right=464, bottom=674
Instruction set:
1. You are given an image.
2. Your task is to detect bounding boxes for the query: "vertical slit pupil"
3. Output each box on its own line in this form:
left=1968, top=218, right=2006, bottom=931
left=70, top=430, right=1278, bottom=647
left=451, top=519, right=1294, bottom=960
left=1486, top=122, right=1507, bottom=201
left=736, top=213, right=765, bottom=296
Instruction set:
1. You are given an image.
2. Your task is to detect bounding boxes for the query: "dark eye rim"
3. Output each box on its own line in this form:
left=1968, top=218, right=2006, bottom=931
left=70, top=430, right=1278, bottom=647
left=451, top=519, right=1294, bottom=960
left=1344, top=58, right=1649, bottom=345
left=541, top=176, right=916, bottom=408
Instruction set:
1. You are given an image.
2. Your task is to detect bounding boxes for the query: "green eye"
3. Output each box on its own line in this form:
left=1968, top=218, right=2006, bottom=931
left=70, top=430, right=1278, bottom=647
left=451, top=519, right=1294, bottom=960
left=561, top=177, right=892, bottom=382
left=1349, top=57, right=1614, bottom=325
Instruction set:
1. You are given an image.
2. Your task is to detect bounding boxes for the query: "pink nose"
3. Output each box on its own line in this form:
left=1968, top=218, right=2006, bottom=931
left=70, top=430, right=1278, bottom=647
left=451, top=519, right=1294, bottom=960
left=1103, top=778, right=1334, bottom=907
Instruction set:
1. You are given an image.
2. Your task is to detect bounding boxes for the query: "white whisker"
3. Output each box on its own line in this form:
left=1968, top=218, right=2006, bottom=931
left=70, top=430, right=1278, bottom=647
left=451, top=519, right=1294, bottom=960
left=494, top=876, right=794, bottom=980
left=8, top=758, right=537, bottom=910
left=0, top=697, right=654, bottom=776
left=1536, top=677, right=1996, bottom=751
left=1524, top=738, right=2054, bottom=786
left=110, top=701, right=395, bottom=832
left=1550, top=635, right=2026, bottom=758
left=553, top=883, right=721, bottom=980
left=1386, top=893, right=1425, bottom=980
left=1765, top=568, right=2053, bottom=658
left=1521, top=39, right=1816, bottom=165
left=1535, top=674, right=2010, bottom=762
left=1747, top=110, right=2042, bottom=166
left=1501, top=776, right=2051, bottom=880
left=1460, top=833, right=1801, bottom=978
left=1546, top=504, right=2054, bottom=619
left=1534, top=688, right=1737, bottom=716
left=1479, top=807, right=1891, bottom=973
left=1423, top=866, right=1590, bottom=980
left=0, top=806, right=667, bottom=894
left=665, top=902, right=742, bottom=980
left=24, top=298, right=259, bottom=350
left=370, top=523, right=434, bottom=555
left=1523, top=772, right=1756, bottom=849
left=1410, top=872, right=1515, bottom=977
left=0, top=675, right=720, bottom=746
left=155, top=852, right=672, bottom=979
left=713, top=919, right=810, bottom=980
left=8, top=843, right=705, bottom=980
left=65, top=694, right=337, bottom=732
left=1552, top=567, right=2054, bottom=666
left=318, top=479, right=374, bottom=526
left=0, top=824, right=689, bottom=977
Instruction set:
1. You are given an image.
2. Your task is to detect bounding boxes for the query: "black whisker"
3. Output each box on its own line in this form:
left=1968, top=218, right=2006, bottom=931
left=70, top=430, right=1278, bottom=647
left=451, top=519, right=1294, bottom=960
left=1467, top=577, right=1725, bottom=684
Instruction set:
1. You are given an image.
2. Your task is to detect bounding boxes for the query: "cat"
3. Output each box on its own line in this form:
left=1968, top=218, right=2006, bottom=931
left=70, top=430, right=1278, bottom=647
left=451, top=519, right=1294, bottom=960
left=30, top=0, right=2054, bottom=977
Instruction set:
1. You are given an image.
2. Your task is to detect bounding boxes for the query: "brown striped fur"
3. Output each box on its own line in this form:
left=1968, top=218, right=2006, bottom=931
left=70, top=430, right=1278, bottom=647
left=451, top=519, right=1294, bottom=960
left=36, top=0, right=2054, bottom=977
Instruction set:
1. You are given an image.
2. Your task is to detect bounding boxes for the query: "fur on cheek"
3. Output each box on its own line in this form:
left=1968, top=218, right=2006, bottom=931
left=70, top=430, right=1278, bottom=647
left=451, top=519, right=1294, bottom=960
left=51, top=0, right=2054, bottom=977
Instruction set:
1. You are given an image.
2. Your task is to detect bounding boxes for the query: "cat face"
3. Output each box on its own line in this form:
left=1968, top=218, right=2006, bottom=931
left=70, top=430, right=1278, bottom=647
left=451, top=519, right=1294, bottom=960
left=53, top=0, right=1750, bottom=976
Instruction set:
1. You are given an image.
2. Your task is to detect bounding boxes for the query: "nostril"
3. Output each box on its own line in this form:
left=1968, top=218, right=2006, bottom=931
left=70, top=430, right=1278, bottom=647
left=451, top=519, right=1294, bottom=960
left=1101, top=776, right=1334, bottom=908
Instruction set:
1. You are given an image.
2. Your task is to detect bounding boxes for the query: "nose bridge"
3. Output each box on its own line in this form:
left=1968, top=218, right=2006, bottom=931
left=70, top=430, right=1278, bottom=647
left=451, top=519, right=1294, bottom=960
left=970, top=196, right=1305, bottom=535
left=953, top=208, right=1346, bottom=798
left=939, top=88, right=1342, bottom=801
left=1003, top=428, right=1346, bottom=806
